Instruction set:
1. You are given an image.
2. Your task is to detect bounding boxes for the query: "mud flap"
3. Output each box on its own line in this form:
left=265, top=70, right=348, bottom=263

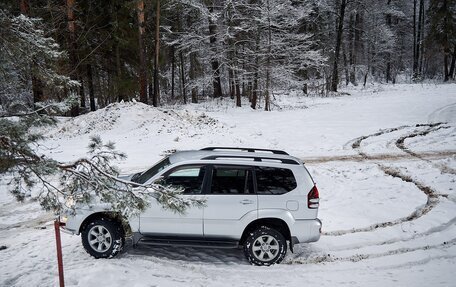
left=132, top=232, right=143, bottom=248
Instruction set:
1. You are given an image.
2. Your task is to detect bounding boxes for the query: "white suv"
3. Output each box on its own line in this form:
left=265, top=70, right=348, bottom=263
left=61, top=147, right=321, bottom=266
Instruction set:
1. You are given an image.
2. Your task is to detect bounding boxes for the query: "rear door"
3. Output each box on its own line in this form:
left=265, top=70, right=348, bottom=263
left=139, top=165, right=206, bottom=236
left=203, top=165, right=258, bottom=239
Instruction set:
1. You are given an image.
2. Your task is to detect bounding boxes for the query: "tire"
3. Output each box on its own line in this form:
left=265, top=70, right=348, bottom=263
left=243, top=226, right=287, bottom=266
left=81, top=217, right=124, bottom=259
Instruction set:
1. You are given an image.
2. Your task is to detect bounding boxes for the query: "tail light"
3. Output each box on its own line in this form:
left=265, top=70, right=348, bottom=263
left=308, top=185, right=320, bottom=209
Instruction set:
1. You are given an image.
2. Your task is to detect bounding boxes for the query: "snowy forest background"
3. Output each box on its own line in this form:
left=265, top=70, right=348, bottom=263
left=1, top=0, right=455, bottom=115
left=1, top=1, right=456, bottom=286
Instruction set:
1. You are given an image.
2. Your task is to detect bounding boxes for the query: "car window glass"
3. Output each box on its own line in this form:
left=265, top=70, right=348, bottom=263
left=210, top=167, right=254, bottom=194
left=168, top=168, right=200, bottom=177
left=256, top=167, right=297, bottom=195
left=134, top=157, right=171, bottom=184
left=163, top=166, right=205, bottom=194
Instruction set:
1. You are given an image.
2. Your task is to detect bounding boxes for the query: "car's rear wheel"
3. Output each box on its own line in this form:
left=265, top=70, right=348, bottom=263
left=243, top=226, right=287, bottom=266
left=81, top=218, right=124, bottom=259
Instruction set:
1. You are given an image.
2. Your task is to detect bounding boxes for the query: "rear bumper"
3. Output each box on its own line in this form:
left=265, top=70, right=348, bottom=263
left=291, top=218, right=322, bottom=244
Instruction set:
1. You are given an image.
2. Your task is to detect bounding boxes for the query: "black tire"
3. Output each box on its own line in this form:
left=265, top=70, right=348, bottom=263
left=81, top=217, right=124, bottom=259
left=243, top=226, right=287, bottom=266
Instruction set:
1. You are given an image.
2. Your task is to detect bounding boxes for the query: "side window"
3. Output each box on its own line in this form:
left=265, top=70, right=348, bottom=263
left=255, top=167, right=297, bottom=195
left=163, top=166, right=206, bottom=194
left=210, top=167, right=254, bottom=194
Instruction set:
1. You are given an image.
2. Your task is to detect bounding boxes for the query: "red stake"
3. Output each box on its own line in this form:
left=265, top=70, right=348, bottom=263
left=54, top=220, right=65, bottom=287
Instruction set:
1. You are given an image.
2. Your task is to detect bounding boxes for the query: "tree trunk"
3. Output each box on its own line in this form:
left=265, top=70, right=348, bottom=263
left=251, top=72, right=258, bottom=110
left=87, top=64, right=96, bottom=111
left=114, top=4, right=125, bottom=103
left=179, top=51, right=187, bottom=104
left=137, top=0, right=148, bottom=104
left=79, top=77, right=85, bottom=108
left=31, top=76, right=43, bottom=106
left=189, top=52, right=198, bottom=103
left=419, top=0, right=425, bottom=75
left=191, top=88, right=198, bottom=104
left=208, top=2, right=223, bottom=98
left=229, top=69, right=235, bottom=99
left=20, top=0, right=44, bottom=107
left=413, top=0, right=417, bottom=76
left=264, top=0, right=272, bottom=111
left=343, top=47, right=349, bottom=86
left=153, top=0, right=160, bottom=107
left=414, top=0, right=424, bottom=79
left=330, top=0, right=347, bottom=92
left=20, top=0, right=29, bottom=14
left=235, top=80, right=241, bottom=107
left=348, top=12, right=356, bottom=85
left=449, top=46, right=456, bottom=79
left=66, top=0, right=80, bottom=116
left=171, top=45, right=175, bottom=99
left=386, top=0, right=392, bottom=83
left=251, top=30, right=260, bottom=110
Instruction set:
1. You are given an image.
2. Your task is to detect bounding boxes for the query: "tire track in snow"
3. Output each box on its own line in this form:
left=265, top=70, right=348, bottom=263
left=324, top=124, right=446, bottom=236
left=303, top=150, right=456, bottom=164
left=323, top=215, right=456, bottom=253
left=285, top=238, right=456, bottom=265
left=395, top=124, right=456, bottom=175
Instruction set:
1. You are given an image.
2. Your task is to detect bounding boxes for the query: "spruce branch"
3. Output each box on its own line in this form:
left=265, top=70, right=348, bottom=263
left=1, top=127, right=205, bottom=217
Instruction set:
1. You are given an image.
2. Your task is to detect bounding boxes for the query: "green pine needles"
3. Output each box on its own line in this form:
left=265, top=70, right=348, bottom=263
left=0, top=113, right=204, bottom=218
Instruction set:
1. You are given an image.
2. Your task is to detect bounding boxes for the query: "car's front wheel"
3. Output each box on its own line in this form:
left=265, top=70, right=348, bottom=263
left=243, top=226, right=287, bottom=266
left=81, top=218, right=124, bottom=259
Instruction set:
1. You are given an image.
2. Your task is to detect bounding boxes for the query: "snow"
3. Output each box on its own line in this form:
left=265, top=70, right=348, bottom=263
left=1, top=83, right=456, bottom=286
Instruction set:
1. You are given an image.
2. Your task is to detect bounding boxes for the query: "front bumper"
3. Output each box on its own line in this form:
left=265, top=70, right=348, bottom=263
left=58, top=215, right=77, bottom=235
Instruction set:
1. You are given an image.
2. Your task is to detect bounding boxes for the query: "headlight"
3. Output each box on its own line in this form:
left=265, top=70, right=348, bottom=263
left=60, top=216, right=68, bottom=224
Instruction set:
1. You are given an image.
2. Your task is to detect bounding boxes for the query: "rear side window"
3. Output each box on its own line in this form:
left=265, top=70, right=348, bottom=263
left=210, top=167, right=254, bottom=194
left=255, top=167, right=297, bottom=195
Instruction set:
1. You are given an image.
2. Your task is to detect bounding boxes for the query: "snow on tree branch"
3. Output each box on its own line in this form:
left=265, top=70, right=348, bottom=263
left=0, top=114, right=205, bottom=217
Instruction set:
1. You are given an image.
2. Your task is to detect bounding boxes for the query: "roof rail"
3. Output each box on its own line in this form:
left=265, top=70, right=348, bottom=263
left=200, top=147, right=289, bottom=155
left=201, top=155, right=299, bottom=165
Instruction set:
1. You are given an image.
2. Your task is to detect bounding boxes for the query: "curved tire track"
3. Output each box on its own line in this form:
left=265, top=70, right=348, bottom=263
left=286, top=238, right=456, bottom=265
left=395, top=124, right=456, bottom=175
left=324, top=124, right=446, bottom=236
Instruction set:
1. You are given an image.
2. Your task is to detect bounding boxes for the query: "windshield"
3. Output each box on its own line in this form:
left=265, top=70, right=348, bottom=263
left=133, top=157, right=171, bottom=184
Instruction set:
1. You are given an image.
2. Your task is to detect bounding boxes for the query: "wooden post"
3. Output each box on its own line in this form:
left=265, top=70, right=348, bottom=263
left=54, top=220, right=65, bottom=287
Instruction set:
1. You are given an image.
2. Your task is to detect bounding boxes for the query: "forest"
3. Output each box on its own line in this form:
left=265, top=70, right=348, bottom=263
left=1, top=1, right=456, bottom=285
left=0, top=0, right=455, bottom=114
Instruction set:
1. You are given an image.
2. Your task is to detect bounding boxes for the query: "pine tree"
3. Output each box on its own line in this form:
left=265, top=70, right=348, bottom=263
left=0, top=10, right=203, bottom=216
left=427, top=0, right=456, bottom=81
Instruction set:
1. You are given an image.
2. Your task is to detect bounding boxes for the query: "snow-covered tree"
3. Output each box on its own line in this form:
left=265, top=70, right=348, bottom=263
left=426, top=0, right=456, bottom=81
left=0, top=10, right=77, bottom=112
left=0, top=10, right=204, bottom=217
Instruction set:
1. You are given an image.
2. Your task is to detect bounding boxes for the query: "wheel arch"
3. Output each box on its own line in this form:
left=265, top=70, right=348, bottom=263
left=79, top=212, right=131, bottom=236
left=240, top=217, right=291, bottom=245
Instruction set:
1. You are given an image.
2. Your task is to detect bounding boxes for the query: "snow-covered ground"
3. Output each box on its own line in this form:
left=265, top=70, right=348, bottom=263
left=1, top=83, right=455, bottom=286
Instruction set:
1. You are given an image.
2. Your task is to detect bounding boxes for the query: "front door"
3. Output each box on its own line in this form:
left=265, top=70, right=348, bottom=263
left=139, top=165, right=206, bottom=236
left=203, top=165, right=258, bottom=239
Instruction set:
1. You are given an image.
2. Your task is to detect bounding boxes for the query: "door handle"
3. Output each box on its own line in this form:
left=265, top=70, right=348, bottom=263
left=240, top=199, right=254, bottom=205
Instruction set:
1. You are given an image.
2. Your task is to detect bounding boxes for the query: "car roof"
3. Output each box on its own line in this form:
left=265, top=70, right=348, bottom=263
left=168, top=148, right=302, bottom=166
